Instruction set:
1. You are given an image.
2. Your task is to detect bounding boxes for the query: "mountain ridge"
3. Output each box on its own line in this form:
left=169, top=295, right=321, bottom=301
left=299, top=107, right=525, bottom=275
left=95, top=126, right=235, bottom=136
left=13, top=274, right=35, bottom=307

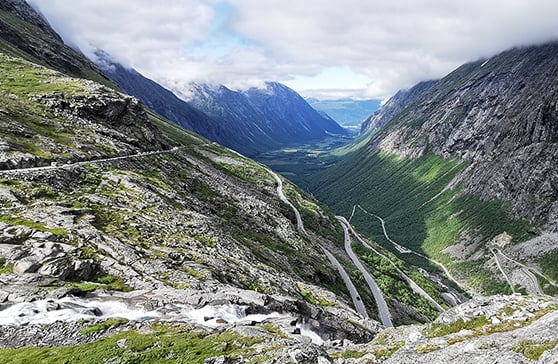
left=312, top=41, right=558, bottom=298
left=96, top=51, right=346, bottom=157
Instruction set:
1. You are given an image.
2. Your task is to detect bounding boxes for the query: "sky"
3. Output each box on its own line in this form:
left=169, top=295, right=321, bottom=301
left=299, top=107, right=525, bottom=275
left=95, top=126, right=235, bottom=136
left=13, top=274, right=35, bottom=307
left=29, top=0, right=558, bottom=100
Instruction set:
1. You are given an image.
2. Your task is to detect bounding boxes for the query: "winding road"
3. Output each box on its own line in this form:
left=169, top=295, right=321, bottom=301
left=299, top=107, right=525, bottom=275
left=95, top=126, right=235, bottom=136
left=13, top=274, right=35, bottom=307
left=0, top=147, right=184, bottom=176
left=266, top=169, right=372, bottom=320
left=337, top=216, right=393, bottom=327
left=355, top=205, right=468, bottom=292
left=494, top=248, right=558, bottom=295
left=344, top=217, right=444, bottom=312
left=321, top=247, right=369, bottom=318
left=268, top=170, right=306, bottom=236
left=491, top=248, right=516, bottom=293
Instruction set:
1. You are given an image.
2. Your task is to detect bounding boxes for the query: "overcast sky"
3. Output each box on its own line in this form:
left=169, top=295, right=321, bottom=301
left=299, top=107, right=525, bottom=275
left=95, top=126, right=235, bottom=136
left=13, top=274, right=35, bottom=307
left=29, top=0, right=558, bottom=100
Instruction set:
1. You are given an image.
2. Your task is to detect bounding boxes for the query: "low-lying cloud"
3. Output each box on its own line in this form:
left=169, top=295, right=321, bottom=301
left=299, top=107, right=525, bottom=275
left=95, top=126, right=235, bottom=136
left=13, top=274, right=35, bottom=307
left=29, top=0, right=558, bottom=99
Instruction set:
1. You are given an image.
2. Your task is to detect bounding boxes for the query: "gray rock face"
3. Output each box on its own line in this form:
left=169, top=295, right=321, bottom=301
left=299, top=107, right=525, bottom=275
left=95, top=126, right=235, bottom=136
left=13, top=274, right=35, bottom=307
left=361, top=80, right=436, bottom=133
left=366, top=42, right=558, bottom=230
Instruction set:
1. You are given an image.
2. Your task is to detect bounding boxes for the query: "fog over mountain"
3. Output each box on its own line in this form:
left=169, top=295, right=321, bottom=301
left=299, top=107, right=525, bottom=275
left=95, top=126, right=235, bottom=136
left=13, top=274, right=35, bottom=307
left=29, top=0, right=558, bottom=99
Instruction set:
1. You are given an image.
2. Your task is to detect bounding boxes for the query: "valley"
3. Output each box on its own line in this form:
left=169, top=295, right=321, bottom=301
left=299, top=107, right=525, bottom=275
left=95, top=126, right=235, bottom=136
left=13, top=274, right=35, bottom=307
left=0, top=0, right=557, bottom=362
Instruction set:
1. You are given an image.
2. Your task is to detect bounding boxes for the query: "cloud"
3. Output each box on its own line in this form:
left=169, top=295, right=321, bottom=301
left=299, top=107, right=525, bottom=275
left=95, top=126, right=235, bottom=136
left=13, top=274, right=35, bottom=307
left=29, top=0, right=558, bottom=99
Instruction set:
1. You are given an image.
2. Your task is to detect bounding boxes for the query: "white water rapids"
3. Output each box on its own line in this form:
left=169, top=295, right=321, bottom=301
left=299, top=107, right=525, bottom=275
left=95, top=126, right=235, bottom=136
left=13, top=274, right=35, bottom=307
left=0, top=297, right=324, bottom=344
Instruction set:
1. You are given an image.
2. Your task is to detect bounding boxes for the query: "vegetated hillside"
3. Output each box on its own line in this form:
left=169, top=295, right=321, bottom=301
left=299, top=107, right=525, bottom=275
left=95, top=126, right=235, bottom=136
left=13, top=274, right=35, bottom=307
left=313, top=42, right=558, bottom=296
left=0, top=0, right=113, bottom=87
left=307, top=98, right=382, bottom=127
left=95, top=52, right=224, bottom=145
left=0, top=59, right=556, bottom=364
left=0, top=52, right=383, bottom=345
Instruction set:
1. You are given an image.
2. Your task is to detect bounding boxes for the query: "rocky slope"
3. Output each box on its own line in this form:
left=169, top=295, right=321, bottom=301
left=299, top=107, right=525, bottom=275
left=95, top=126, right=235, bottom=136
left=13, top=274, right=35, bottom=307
left=367, top=43, right=558, bottom=231
left=360, top=80, right=436, bottom=133
left=326, top=294, right=558, bottom=363
left=0, top=0, right=113, bottom=87
left=0, top=51, right=397, bottom=361
left=313, top=42, right=558, bottom=297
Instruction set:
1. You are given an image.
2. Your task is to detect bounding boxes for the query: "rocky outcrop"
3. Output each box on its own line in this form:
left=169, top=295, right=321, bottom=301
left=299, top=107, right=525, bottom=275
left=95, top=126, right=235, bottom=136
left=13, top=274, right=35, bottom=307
left=0, top=54, right=168, bottom=170
left=32, top=82, right=169, bottom=152
left=364, top=42, right=558, bottom=230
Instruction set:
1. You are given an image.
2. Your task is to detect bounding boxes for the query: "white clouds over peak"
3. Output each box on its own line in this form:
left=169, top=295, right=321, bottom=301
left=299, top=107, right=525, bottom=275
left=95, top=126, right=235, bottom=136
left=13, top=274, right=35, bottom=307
left=29, top=0, right=558, bottom=99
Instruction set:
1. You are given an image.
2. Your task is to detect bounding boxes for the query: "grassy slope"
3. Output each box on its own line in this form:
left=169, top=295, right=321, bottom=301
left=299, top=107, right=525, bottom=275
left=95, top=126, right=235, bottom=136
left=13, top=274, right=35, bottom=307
left=311, top=148, right=534, bottom=294
left=0, top=324, right=270, bottom=364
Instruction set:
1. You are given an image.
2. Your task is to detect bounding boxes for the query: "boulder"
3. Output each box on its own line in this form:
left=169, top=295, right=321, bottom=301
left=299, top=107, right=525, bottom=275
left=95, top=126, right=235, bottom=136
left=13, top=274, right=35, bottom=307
left=73, top=259, right=95, bottom=280
left=38, top=257, right=72, bottom=279
left=13, top=259, right=40, bottom=273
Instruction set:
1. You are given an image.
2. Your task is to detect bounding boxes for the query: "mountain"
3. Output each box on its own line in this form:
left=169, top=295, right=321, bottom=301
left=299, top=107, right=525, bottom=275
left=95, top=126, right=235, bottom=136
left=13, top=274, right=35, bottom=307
left=0, top=0, right=113, bottom=87
left=313, top=42, right=558, bottom=297
left=96, top=52, right=346, bottom=157
left=185, top=82, right=347, bottom=155
left=1, top=1, right=556, bottom=362
left=0, top=5, right=382, bottom=357
left=0, top=1, right=460, bottom=361
left=95, top=52, right=224, bottom=144
left=360, top=81, right=436, bottom=133
left=307, top=98, right=382, bottom=127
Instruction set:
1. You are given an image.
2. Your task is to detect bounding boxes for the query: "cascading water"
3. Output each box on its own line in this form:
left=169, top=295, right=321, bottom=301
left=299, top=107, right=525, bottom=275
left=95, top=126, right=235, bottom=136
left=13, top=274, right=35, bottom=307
left=0, top=297, right=326, bottom=345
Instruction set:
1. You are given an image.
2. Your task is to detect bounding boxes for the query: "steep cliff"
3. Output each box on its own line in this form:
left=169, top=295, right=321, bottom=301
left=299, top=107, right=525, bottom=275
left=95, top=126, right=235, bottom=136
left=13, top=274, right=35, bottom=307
left=0, top=0, right=113, bottom=87
left=368, top=43, right=558, bottom=230
left=313, top=42, right=558, bottom=296
left=361, top=80, right=436, bottom=133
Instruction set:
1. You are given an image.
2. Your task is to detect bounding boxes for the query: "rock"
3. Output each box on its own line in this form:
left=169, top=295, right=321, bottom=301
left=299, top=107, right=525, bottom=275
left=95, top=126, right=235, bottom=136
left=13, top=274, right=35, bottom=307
left=30, top=231, right=55, bottom=241
left=407, top=330, right=423, bottom=343
left=45, top=301, right=60, bottom=311
left=204, top=356, right=231, bottom=364
left=116, top=339, right=127, bottom=348
left=0, top=226, right=32, bottom=244
left=13, top=259, right=40, bottom=274
left=48, top=287, right=88, bottom=299
left=38, top=258, right=73, bottom=279
left=0, top=290, right=8, bottom=303
left=80, top=307, right=103, bottom=317
left=73, top=259, right=94, bottom=280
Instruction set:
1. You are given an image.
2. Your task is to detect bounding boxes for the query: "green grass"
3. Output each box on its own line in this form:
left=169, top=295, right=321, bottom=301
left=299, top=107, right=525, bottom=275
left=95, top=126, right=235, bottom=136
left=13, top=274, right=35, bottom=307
left=0, top=215, right=68, bottom=238
left=0, top=54, right=85, bottom=97
left=312, top=149, right=534, bottom=294
left=512, top=339, right=557, bottom=360
left=353, top=243, right=442, bottom=320
left=426, top=316, right=490, bottom=338
left=330, top=349, right=366, bottom=359
left=146, top=110, right=205, bottom=147
left=79, top=318, right=129, bottom=335
left=0, top=325, right=266, bottom=364
left=427, top=304, right=558, bottom=340
left=539, top=249, right=558, bottom=282
left=296, top=283, right=335, bottom=307
left=0, top=258, right=14, bottom=274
